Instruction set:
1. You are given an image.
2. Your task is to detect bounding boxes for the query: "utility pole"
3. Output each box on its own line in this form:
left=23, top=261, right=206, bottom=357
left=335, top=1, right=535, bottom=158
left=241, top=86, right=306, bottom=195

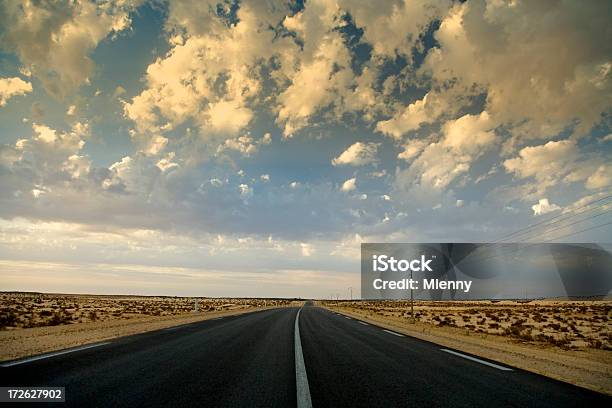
left=348, top=287, right=353, bottom=300
left=194, top=298, right=199, bottom=313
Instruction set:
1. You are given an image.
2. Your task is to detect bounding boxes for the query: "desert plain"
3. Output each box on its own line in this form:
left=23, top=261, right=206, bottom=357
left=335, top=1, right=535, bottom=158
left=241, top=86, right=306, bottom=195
left=0, top=292, right=295, bottom=361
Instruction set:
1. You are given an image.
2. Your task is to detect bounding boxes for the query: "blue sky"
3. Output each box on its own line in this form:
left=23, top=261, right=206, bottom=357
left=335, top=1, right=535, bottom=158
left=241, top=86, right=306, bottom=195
left=0, top=0, right=610, bottom=297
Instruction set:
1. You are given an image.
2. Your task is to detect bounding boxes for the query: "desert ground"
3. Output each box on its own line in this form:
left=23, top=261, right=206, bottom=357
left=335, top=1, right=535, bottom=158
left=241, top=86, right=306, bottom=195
left=322, top=299, right=612, bottom=395
left=323, top=299, right=611, bottom=350
left=0, top=292, right=292, bottom=329
left=0, top=292, right=296, bottom=361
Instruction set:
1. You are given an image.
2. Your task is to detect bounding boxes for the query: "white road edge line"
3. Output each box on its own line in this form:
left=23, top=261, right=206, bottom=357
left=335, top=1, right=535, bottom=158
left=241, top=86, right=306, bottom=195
left=1, top=342, right=111, bottom=367
left=295, top=308, right=313, bottom=408
left=345, top=316, right=352, bottom=319
left=358, top=321, right=369, bottom=326
left=163, top=326, right=182, bottom=331
left=441, top=349, right=513, bottom=371
left=383, top=329, right=404, bottom=337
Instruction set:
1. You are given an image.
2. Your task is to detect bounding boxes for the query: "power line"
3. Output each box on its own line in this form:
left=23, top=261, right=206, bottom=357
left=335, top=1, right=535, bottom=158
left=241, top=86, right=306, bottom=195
left=521, top=209, right=612, bottom=243
left=459, top=217, right=612, bottom=267
left=499, top=200, right=612, bottom=243
left=494, top=194, right=612, bottom=243
left=460, top=194, right=612, bottom=264
left=542, top=219, right=612, bottom=243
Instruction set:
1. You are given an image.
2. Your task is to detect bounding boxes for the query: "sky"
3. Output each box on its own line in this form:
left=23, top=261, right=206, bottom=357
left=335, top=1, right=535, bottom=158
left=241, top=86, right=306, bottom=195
left=0, top=0, right=610, bottom=298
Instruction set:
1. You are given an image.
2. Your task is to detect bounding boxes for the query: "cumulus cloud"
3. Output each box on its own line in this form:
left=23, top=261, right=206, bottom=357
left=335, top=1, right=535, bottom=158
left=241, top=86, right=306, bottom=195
left=276, top=34, right=353, bottom=137
left=103, top=155, right=160, bottom=195
left=216, top=133, right=271, bottom=157
left=0, top=76, right=32, bottom=106
left=376, top=92, right=450, bottom=139
left=156, top=152, right=179, bottom=173
left=0, top=0, right=139, bottom=98
left=123, top=1, right=292, bottom=157
left=504, top=140, right=578, bottom=194
left=422, top=1, right=612, bottom=148
left=532, top=198, right=561, bottom=216
left=239, top=184, right=252, bottom=201
left=341, top=177, right=357, bottom=192
left=396, top=112, right=496, bottom=191
left=585, top=165, right=611, bottom=190
left=397, top=139, right=428, bottom=161
left=341, top=0, right=452, bottom=60
left=332, top=142, right=379, bottom=166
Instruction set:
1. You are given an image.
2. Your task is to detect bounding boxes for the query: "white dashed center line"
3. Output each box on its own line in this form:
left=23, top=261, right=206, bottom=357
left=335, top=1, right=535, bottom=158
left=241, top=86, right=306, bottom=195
left=383, top=329, right=404, bottom=337
left=441, top=349, right=513, bottom=371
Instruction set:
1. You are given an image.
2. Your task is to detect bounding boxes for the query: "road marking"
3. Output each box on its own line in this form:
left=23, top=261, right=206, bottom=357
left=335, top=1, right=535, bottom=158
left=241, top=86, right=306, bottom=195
left=1, top=342, right=111, bottom=367
left=358, top=321, right=369, bottom=326
left=383, top=329, right=404, bottom=337
left=441, top=349, right=513, bottom=371
left=344, top=316, right=352, bottom=319
left=163, top=326, right=182, bottom=331
left=294, top=308, right=313, bottom=408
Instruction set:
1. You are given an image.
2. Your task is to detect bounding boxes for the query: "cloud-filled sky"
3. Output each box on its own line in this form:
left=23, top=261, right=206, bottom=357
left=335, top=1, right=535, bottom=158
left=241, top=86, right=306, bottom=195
left=0, top=0, right=610, bottom=298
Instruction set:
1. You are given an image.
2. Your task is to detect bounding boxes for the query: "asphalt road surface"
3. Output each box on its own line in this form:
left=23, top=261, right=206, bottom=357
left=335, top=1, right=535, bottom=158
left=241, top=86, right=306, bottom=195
left=1, top=303, right=610, bottom=407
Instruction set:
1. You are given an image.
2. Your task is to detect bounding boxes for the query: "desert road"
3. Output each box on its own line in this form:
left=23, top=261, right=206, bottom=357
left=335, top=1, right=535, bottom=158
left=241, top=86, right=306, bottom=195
left=1, top=303, right=610, bottom=407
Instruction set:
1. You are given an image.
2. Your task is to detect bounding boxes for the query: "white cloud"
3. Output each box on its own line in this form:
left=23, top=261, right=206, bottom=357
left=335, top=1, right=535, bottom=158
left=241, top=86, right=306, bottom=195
left=300, top=243, right=314, bottom=257
left=342, top=0, right=451, bottom=60
left=398, top=139, right=428, bottom=161
left=504, top=140, right=578, bottom=187
left=585, top=165, right=611, bottom=190
left=532, top=198, right=561, bottom=216
left=141, top=135, right=168, bottom=156
left=396, top=112, right=496, bottom=192
left=376, top=92, right=449, bottom=139
left=216, top=133, right=271, bottom=157
left=156, top=152, right=179, bottom=173
left=104, top=155, right=160, bottom=194
left=239, top=184, right=252, bottom=201
left=341, top=177, right=357, bottom=192
left=62, top=154, right=90, bottom=179
left=332, top=142, right=379, bottom=166
left=276, top=34, right=353, bottom=137
left=210, top=178, right=223, bottom=187
left=123, top=2, right=293, bottom=159
left=0, top=0, right=139, bottom=98
left=441, top=112, right=495, bottom=156
left=0, top=77, right=32, bottom=106
left=207, top=100, right=253, bottom=136
left=422, top=1, right=612, bottom=147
